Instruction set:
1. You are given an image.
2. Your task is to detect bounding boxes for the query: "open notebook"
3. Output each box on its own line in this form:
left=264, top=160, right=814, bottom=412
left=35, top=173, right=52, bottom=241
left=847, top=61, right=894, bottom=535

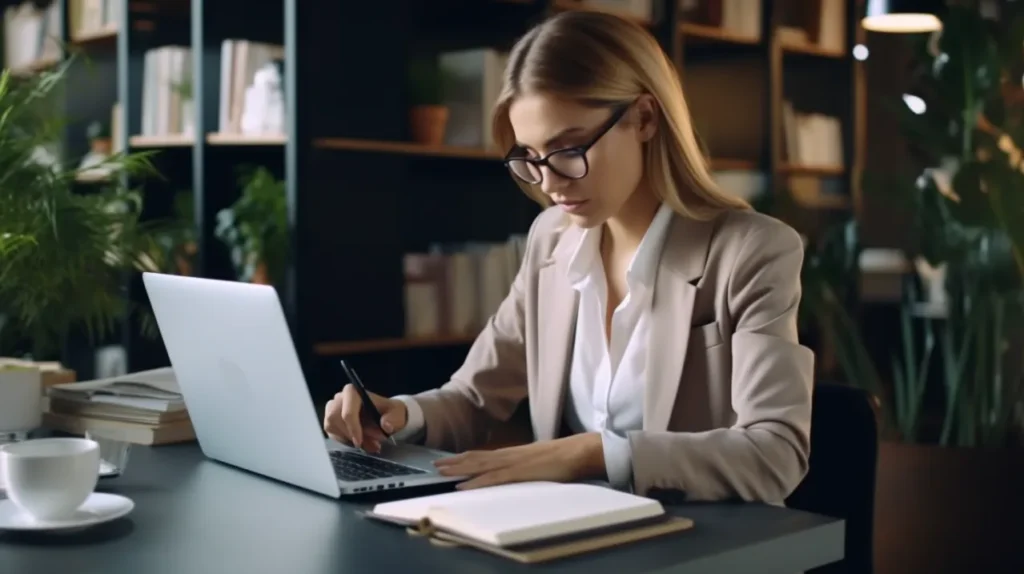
left=363, top=481, right=693, bottom=563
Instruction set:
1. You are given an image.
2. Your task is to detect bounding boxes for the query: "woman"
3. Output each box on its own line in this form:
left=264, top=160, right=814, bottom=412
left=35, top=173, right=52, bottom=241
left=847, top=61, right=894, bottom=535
left=324, top=11, right=814, bottom=504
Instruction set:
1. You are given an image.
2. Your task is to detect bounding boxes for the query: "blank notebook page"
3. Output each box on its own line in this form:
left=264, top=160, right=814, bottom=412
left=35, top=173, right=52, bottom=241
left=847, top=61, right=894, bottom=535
left=371, top=481, right=560, bottom=522
left=373, top=481, right=664, bottom=547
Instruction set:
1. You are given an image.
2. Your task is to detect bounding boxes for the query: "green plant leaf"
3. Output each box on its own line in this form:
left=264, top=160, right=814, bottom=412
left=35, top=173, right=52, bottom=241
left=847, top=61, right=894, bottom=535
left=0, top=57, right=167, bottom=359
left=949, top=160, right=999, bottom=228
left=214, top=166, right=287, bottom=286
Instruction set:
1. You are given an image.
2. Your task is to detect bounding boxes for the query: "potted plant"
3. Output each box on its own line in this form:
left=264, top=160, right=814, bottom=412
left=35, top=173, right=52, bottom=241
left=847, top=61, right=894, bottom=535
left=407, top=54, right=448, bottom=146
left=76, top=120, right=116, bottom=180
left=86, top=120, right=112, bottom=157
left=802, top=6, right=1024, bottom=572
left=214, top=166, right=287, bottom=287
left=0, top=61, right=163, bottom=364
left=170, top=76, right=194, bottom=136
left=150, top=190, right=197, bottom=276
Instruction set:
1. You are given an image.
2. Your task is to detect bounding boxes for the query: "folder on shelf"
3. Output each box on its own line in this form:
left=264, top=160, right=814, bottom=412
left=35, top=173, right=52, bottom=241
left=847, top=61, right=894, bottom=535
left=360, top=481, right=694, bottom=563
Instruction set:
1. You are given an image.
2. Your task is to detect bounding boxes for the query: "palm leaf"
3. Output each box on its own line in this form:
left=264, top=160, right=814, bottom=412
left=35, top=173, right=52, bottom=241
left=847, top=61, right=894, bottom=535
left=0, top=57, right=168, bottom=359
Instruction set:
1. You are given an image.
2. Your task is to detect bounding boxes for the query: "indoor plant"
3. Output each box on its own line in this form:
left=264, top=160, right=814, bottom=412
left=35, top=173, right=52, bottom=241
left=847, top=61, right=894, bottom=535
left=214, top=165, right=287, bottom=287
left=407, top=54, right=448, bottom=145
left=802, top=5, right=1024, bottom=572
left=170, top=76, right=194, bottom=136
left=151, top=190, right=197, bottom=277
left=0, top=60, right=163, bottom=363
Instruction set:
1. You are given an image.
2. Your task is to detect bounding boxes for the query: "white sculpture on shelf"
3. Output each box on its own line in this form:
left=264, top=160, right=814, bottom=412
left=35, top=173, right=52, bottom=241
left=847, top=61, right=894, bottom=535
left=240, top=62, right=285, bottom=136
left=914, top=256, right=948, bottom=317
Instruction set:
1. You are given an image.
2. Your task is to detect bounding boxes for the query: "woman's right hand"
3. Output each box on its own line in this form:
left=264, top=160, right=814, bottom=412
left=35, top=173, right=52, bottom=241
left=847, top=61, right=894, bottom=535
left=323, top=385, right=408, bottom=452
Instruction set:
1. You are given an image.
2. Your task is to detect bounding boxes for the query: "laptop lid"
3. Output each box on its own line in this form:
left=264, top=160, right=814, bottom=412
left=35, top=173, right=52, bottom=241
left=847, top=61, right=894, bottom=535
left=142, top=272, right=341, bottom=498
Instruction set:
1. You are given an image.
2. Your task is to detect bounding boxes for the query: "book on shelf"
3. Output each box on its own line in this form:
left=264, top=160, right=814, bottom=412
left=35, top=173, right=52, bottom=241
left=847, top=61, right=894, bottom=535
left=3, top=0, right=60, bottom=71
left=781, top=100, right=844, bottom=170
left=776, top=0, right=844, bottom=52
left=439, top=48, right=508, bottom=150
left=363, top=481, right=692, bottom=564
left=711, top=169, right=767, bottom=202
left=403, top=235, right=527, bottom=339
left=140, top=46, right=194, bottom=138
left=678, top=0, right=760, bottom=39
left=41, top=367, right=195, bottom=446
left=67, top=0, right=118, bottom=39
left=572, top=0, right=656, bottom=23
left=217, top=39, right=285, bottom=136
left=816, top=0, right=845, bottom=53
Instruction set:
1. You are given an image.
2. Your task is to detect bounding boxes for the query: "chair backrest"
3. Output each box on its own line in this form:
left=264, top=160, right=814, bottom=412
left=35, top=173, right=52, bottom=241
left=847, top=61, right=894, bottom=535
left=786, top=382, right=879, bottom=574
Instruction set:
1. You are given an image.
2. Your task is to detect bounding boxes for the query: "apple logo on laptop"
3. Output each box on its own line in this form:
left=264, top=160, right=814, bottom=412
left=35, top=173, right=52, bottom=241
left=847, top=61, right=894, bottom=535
left=217, top=357, right=250, bottom=395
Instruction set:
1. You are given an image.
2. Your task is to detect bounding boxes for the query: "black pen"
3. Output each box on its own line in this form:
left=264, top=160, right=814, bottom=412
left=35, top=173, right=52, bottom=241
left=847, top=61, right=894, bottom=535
left=339, top=360, right=396, bottom=446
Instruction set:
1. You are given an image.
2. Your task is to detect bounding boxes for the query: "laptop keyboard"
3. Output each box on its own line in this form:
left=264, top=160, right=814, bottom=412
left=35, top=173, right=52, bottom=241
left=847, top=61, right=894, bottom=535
left=329, top=450, right=427, bottom=482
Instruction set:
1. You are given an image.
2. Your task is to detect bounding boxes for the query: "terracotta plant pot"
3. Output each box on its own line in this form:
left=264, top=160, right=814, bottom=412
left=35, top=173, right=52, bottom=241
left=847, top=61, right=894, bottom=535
left=175, top=241, right=197, bottom=276
left=874, top=441, right=1024, bottom=574
left=251, top=260, right=270, bottom=285
left=409, top=105, right=449, bottom=146
left=90, top=137, right=112, bottom=156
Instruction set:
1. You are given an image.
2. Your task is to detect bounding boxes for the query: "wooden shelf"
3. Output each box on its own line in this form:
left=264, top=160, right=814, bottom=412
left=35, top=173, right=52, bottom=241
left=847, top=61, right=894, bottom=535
left=129, top=134, right=194, bottom=148
left=313, top=334, right=478, bottom=356
left=71, top=25, right=118, bottom=44
left=207, top=132, right=286, bottom=145
left=780, top=42, right=845, bottom=59
left=710, top=158, right=759, bottom=171
left=314, top=138, right=502, bottom=160
left=551, top=0, right=652, bottom=26
left=679, top=22, right=760, bottom=46
left=74, top=172, right=112, bottom=183
left=9, top=56, right=61, bottom=77
left=779, top=163, right=846, bottom=176
left=793, top=193, right=851, bottom=210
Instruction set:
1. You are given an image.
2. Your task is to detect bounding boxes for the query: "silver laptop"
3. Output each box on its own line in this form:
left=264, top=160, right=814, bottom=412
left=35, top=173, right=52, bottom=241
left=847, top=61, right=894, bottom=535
left=142, top=272, right=463, bottom=498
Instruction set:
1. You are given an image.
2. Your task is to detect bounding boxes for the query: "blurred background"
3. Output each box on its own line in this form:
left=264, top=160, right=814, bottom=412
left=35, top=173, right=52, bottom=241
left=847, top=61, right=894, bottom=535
left=1, top=0, right=1023, bottom=572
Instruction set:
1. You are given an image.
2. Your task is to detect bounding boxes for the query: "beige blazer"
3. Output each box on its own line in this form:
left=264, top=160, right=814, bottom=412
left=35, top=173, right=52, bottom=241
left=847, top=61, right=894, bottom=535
left=408, top=205, right=815, bottom=504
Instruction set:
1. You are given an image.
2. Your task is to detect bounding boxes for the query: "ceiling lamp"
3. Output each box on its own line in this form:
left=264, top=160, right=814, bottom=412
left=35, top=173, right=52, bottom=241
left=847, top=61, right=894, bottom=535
left=863, top=0, right=944, bottom=33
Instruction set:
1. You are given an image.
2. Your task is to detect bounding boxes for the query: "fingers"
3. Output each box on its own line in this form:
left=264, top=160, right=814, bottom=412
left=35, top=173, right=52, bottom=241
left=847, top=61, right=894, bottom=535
left=323, top=386, right=390, bottom=452
left=457, top=469, right=514, bottom=490
left=376, top=397, right=405, bottom=434
left=378, top=413, right=396, bottom=434
left=338, top=384, right=364, bottom=447
left=434, top=450, right=511, bottom=477
left=323, top=392, right=351, bottom=444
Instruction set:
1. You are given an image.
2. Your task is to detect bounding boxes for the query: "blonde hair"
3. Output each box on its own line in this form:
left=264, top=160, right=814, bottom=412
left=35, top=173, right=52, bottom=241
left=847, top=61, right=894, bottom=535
left=491, top=11, right=750, bottom=220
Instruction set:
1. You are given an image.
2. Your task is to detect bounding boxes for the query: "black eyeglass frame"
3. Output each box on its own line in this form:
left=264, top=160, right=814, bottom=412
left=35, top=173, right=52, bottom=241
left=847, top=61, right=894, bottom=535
left=502, top=102, right=633, bottom=185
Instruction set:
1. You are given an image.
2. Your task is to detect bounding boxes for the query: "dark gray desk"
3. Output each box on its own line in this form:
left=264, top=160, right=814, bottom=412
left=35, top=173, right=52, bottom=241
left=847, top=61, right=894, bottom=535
left=1, top=444, right=843, bottom=573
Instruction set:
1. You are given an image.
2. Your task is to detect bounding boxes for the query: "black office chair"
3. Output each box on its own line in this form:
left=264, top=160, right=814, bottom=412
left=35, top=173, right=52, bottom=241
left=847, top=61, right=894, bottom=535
left=786, top=382, right=880, bottom=574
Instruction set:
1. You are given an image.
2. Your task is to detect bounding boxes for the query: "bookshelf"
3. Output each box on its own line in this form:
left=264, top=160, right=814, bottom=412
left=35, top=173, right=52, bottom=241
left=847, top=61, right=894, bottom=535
left=673, top=0, right=863, bottom=221
left=3, top=0, right=867, bottom=399
left=313, top=138, right=504, bottom=160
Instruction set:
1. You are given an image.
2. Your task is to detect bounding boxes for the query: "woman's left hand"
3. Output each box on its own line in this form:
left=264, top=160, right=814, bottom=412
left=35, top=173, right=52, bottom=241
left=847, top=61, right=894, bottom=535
left=433, top=432, right=606, bottom=490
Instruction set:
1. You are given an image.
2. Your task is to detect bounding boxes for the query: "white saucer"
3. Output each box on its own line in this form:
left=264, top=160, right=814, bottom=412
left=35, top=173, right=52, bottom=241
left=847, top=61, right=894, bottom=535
left=0, top=492, right=134, bottom=533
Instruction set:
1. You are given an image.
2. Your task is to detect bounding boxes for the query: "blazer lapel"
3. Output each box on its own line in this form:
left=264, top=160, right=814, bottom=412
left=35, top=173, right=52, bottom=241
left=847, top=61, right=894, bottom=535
left=533, top=226, right=581, bottom=441
left=644, top=214, right=715, bottom=432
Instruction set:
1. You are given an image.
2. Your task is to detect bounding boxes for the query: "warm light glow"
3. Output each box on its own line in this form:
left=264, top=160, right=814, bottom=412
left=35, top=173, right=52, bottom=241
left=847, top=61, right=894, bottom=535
left=903, top=94, right=927, bottom=114
left=863, top=13, right=942, bottom=33
left=853, top=44, right=869, bottom=60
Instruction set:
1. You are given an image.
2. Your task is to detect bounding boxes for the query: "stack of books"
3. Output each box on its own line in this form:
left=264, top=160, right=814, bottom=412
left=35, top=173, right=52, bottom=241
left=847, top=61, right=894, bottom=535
left=402, top=235, right=527, bottom=339
left=41, top=367, right=195, bottom=446
left=0, top=357, right=77, bottom=390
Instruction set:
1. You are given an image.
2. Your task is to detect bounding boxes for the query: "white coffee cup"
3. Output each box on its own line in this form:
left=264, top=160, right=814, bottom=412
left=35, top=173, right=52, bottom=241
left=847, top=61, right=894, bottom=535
left=0, top=438, right=100, bottom=521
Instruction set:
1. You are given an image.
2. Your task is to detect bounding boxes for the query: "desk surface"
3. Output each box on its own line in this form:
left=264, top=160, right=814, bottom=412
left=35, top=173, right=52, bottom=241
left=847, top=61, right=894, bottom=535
left=1, top=444, right=844, bottom=574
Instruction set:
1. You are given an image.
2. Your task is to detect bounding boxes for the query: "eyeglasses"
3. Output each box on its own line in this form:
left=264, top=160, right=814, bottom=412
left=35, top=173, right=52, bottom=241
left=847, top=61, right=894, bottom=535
left=503, top=103, right=632, bottom=185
